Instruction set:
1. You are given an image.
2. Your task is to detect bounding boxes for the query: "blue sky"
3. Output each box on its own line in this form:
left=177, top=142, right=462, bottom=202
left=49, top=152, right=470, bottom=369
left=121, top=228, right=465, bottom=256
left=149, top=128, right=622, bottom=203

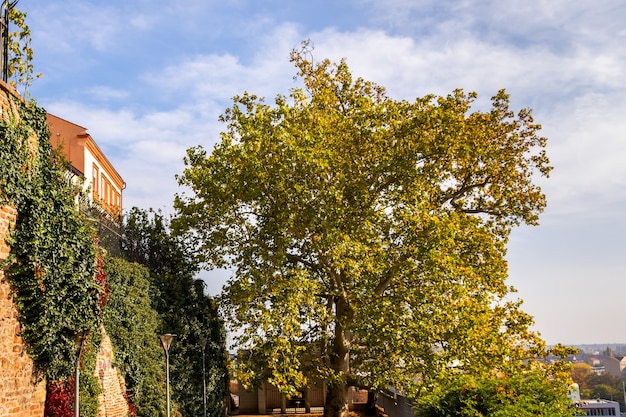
left=19, top=0, right=626, bottom=345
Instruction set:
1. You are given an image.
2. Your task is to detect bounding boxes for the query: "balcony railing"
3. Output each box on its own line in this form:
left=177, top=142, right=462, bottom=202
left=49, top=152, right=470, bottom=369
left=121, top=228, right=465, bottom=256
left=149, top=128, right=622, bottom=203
left=78, top=194, right=122, bottom=257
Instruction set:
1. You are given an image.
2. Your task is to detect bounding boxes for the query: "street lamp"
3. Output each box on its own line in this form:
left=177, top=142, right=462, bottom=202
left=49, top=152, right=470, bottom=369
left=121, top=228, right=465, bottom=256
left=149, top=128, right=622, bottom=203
left=1, top=0, right=19, bottom=83
left=74, top=331, right=87, bottom=417
left=159, top=334, right=177, bottom=417
left=200, top=338, right=208, bottom=417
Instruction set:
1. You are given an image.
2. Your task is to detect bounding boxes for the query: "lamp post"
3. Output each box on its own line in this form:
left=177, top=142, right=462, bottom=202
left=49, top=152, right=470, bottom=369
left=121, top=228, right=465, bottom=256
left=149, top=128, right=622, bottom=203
left=74, top=331, right=86, bottom=417
left=200, top=338, right=208, bottom=417
left=159, top=334, right=176, bottom=417
left=1, top=0, right=19, bottom=83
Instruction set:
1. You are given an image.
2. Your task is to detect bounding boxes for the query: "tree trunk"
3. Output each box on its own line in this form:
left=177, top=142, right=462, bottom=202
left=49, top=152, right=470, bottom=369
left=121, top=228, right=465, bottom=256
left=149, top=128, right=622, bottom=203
left=305, top=387, right=311, bottom=413
left=324, top=297, right=352, bottom=417
left=325, top=381, right=349, bottom=417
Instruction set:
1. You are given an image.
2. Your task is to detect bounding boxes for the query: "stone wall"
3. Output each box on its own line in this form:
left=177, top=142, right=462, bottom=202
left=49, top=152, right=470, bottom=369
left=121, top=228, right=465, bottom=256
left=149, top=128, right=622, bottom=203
left=0, top=204, right=47, bottom=417
left=95, top=327, right=130, bottom=417
left=0, top=203, right=130, bottom=417
left=0, top=80, right=130, bottom=417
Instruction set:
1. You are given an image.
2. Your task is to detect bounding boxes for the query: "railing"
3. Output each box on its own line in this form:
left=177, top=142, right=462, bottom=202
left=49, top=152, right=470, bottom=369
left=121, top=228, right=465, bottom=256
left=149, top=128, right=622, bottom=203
left=78, top=194, right=122, bottom=257
left=376, top=391, right=415, bottom=417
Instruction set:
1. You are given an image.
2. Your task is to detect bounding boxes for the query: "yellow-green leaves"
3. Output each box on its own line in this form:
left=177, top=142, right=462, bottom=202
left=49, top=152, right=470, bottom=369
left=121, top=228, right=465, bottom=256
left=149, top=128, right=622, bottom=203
left=174, top=46, right=559, bottom=415
left=6, top=6, right=41, bottom=93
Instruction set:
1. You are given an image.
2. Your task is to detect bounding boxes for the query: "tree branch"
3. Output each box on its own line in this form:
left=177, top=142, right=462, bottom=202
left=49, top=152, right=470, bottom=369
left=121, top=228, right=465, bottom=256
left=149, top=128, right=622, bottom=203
left=285, top=252, right=320, bottom=270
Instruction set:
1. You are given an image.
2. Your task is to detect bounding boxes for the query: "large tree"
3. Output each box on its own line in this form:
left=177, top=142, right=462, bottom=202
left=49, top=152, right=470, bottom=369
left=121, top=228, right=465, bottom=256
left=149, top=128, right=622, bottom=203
left=174, top=46, right=569, bottom=417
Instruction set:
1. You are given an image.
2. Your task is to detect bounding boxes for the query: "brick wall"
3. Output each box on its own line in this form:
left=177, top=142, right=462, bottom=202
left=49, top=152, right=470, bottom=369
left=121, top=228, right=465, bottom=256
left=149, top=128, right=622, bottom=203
left=0, top=80, right=130, bottom=417
left=0, top=204, right=47, bottom=417
left=95, top=327, right=129, bottom=417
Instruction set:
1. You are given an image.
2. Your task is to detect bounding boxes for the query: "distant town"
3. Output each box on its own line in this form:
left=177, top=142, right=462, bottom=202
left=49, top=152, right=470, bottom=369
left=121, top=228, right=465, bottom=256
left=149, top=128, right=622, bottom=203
left=572, top=344, right=626, bottom=355
left=553, top=344, right=626, bottom=416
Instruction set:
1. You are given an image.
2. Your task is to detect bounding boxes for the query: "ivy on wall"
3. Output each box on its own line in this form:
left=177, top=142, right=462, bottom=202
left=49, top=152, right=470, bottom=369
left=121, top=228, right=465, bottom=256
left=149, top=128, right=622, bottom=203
left=0, top=93, right=227, bottom=416
left=0, top=96, right=105, bottom=382
left=45, top=330, right=102, bottom=417
left=78, top=329, right=104, bottom=417
left=103, top=255, right=165, bottom=417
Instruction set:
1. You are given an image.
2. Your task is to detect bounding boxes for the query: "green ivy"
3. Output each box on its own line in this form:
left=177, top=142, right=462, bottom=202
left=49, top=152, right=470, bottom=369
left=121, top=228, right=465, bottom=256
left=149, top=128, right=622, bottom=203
left=79, top=330, right=104, bottom=417
left=0, top=95, right=104, bottom=381
left=103, top=255, right=166, bottom=417
left=0, top=93, right=226, bottom=416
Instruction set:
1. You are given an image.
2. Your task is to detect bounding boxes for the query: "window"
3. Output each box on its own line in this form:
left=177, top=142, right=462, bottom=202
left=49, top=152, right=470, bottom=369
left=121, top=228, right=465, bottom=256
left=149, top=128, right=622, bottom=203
left=585, top=407, right=616, bottom=415
left=100, top=174, right=106, bottom=203
left=114, top=191, right=121, bottom=210
left=92, top=165, right=99, bottom=200
left=103, top=176, right=110, bottom=207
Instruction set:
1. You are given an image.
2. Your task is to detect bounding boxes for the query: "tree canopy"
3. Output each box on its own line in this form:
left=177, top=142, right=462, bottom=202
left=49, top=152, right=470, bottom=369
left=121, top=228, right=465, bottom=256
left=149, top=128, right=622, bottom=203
left=174, top=46, right=571, bottom=417
left=122, top=207, right=228, bottom=417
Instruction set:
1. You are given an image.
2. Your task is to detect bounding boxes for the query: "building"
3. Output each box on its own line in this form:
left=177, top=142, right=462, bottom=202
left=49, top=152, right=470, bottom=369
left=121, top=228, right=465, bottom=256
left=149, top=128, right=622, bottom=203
left=231, top=380, right=326, bottom=414
left=46, top=113, right=125, bottom=254
left=46, top=113, right=125, bottom=221
left=573, top=399, right=620, bottom=416
left=569, top=383, right=621, bottom=416
left=230, top=380, right=368, bottom=415
left=587, top=355, right=626, bottom=379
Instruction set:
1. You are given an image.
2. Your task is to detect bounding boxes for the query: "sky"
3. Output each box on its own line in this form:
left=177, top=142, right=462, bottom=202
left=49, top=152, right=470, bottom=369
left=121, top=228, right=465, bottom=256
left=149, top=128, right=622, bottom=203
left=17, top=0, right=626, bottom=346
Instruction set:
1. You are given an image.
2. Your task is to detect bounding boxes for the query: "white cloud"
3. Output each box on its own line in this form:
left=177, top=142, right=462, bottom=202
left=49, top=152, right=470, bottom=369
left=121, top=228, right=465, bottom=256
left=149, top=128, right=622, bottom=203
left=87, top=86, right=130, bottom=101
left=144, top=22, right=303, bottom=102
left=28, top=2, right=123, bottom=53
left=539, top=91, right=626, bottom=218
left=46, top=12, right=626, bottom=221
left=26, top=0, right=626, bottom=341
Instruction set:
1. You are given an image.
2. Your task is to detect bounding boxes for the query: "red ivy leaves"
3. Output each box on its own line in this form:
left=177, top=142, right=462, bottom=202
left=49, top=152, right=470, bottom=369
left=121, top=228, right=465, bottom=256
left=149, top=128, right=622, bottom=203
left=124, top=390, right=137, bottom=417
left=45, top=378, right=75, bottom=417
left=95, top=252, right=109, bottom=312
left=45, top=253, right=111, bottom=417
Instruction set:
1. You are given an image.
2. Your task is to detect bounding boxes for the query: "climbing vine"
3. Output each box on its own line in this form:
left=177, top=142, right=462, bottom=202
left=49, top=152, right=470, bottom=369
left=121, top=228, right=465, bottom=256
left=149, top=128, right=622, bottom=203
left=44, top=330, right=103, bottom=417
left=45, top=379, right=75, bottom=417
left=0, top=95, right=105, bottom=383
left=102, top=255, right=165, bottom=417
left=78, top=330, right=104, bottom=417
left=0, top=6, right=130, bottom=416
left=5, top=4, right=42, bottom=93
